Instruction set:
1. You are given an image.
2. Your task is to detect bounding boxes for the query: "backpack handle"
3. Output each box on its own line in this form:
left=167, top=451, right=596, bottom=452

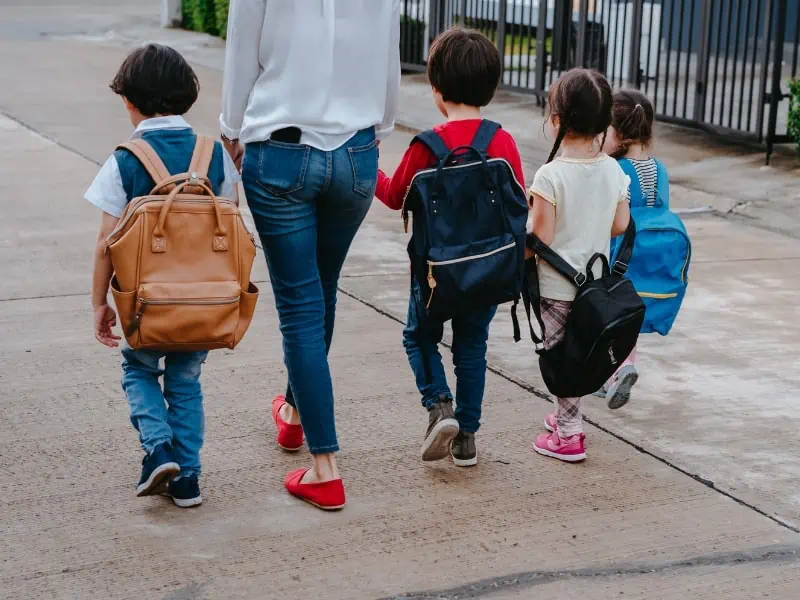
left=151, top=179, right=229, bottom=254
left=432, top=146, right=494, bottom=197
left=585, top=253, right=611, bottom=281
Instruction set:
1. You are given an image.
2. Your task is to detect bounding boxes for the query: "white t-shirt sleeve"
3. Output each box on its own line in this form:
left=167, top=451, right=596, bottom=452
left=219, top=147, right=242, bottom=200
left=530, top=165, right=557, bottom=207
left=615, top=162, right=631, bottom=204
left=84, top=154, right=127, bottom=218
left=619, top=174, right=631, bottom=203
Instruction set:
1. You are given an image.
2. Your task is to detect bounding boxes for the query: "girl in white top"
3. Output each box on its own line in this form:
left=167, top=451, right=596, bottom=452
left=529, top=69, right=631, bottom=463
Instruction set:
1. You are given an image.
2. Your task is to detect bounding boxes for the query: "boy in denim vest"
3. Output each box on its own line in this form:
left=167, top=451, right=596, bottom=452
left=85, top=44, right=240, bottom=507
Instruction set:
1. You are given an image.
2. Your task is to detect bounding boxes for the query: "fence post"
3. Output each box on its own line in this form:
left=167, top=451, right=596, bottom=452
left=757, top=0, right=777, bottom=142
left=627, top=0, right=644, bottom=86
left=535, top=0, right=549, bottom=93
left=575, top=0, right=589, bottom=68
left=496, top=0, right=507, bottom=69
left=160, top=0, right=181, bottom=28
left=427, top=0, right=438, bottom=48
left=766, top=0, right=789, bottom=163
left=692, top=0, right=715, bottom=123
left=459, top=0, right=468, bottom=26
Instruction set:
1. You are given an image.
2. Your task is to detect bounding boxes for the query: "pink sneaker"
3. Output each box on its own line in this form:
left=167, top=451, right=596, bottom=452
left=543, top=413, right=557, bottom=432
left=534, top=431, right=586, bottom=462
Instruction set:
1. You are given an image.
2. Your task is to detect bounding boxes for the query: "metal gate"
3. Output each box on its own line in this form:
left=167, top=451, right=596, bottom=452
left=400, top=0, right=800, bottom=160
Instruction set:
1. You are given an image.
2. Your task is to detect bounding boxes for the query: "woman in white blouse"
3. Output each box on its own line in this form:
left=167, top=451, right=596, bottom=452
left=220, top=0, right=400, bottom=511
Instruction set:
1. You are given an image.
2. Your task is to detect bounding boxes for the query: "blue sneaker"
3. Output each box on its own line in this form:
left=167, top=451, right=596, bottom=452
left=168, top=475, right=203, bottom=508
left=136, top=442, right=180, bottom=497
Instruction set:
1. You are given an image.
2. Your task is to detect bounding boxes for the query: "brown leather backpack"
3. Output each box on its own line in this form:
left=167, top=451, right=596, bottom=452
left=106, top=136, right=259, bottom=351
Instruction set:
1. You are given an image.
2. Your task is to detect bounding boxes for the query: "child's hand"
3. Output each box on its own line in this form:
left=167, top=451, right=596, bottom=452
left=93, top=304, right=121, bottom=348
left=222, top=137, right=244, bottom=172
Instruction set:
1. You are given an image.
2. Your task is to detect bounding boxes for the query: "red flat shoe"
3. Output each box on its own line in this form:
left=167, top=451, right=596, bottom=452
left=285, top=468, right=346, bottom=511
left=272, top=395, right=304, bottom=452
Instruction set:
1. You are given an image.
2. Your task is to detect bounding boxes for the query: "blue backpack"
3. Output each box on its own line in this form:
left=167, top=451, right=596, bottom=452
left=402, top=120, right=529, bottom=335
left=611, top=158, right=691, bottom=336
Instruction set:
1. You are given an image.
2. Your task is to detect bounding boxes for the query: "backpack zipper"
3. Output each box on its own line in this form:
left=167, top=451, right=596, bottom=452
left=425, top=241, right=516, bottom=309
left=638, top=291, right=678, bottom=299
left=127, top=295, right=240, bottom=335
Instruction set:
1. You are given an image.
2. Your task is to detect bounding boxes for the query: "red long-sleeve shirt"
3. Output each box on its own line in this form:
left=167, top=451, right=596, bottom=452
left=376, top=119, right=526, bottom=210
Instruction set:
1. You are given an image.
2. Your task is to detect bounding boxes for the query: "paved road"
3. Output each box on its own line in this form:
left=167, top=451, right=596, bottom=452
left=0, top=2, right=799, bottom=599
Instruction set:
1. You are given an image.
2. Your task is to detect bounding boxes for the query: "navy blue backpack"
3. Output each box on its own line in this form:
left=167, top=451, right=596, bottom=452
left=402, top=120, right=529, bottom=335
left=611, top=158, right=691, bottom=335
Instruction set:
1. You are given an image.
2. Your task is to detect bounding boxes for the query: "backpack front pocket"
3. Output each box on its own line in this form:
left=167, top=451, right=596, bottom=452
left=426, top=234, right=519, bottom=312
left=131, top=281, right=242, bottom=349
left=636, top=285, right=686, bottom=335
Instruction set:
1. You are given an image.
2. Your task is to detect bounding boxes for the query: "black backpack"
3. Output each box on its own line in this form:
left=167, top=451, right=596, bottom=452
left=522, top=221, right=645, bottom=398
left=402, top=120, right=529, bottom=330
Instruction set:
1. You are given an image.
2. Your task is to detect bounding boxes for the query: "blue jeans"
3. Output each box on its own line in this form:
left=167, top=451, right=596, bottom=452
left=121, top=346, right=208, bottom=478
left=242, top=128, right=378, bottom=454
left=403, top=282, right=497, bottom=433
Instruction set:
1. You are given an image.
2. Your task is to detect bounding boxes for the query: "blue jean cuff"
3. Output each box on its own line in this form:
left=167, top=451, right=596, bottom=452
left=422, top=393, right=453, bottom=411
left=178, top=468, right=201, bottom=479
left=141, top=437, right=173, bottom=455
left=308, top=443, right=339, bottom=455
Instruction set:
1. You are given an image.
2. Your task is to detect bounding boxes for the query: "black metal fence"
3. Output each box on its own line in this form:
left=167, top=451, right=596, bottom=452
left=400, top=0, right=800, bottom=160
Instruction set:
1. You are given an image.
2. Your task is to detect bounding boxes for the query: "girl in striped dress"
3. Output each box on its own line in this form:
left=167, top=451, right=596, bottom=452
left=599, top=90, right=663, bottom=409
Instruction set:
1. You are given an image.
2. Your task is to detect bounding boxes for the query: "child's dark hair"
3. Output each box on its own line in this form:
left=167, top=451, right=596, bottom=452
left=545, top=68, right=613, bottom=163
left=427, top=27, right=502, bottom=107
left=610, top=89, right=654, bottom=159
left=110, top=44, right=199, bottom=117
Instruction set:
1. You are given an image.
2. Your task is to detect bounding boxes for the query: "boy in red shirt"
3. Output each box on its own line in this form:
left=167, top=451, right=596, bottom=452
left=377, top=28, right=525, bottom=467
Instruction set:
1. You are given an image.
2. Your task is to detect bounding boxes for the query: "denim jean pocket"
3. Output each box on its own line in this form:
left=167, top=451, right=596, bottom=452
left=348, top=139, right=379, bottom=198
left=253, top=141, right=311, bottom=197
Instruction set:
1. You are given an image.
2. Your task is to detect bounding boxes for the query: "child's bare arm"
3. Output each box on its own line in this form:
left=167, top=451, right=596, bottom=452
left=92, top=212, right=122, bottom=348
left=610, top=200, right=631, bottom=237
left=526, top=193, right=556, bottom=259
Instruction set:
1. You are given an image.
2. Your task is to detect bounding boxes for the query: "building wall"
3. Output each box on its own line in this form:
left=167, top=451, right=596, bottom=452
left=660, top=0, right=798, bottom=52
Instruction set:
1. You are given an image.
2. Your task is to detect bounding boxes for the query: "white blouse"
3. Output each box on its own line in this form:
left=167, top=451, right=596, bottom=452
left=220, top=0, right=401, bottom=151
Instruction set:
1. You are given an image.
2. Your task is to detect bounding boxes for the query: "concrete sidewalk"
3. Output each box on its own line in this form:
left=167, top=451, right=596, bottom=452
left=1, top=2, right=799, bottom=599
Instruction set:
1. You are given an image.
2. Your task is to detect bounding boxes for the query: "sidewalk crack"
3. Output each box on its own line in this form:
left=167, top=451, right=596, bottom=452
left=382, top=545, right=800, bottom=599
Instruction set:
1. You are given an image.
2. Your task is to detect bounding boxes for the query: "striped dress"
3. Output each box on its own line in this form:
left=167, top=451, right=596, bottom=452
left=625, top=157, right=658, bottom=207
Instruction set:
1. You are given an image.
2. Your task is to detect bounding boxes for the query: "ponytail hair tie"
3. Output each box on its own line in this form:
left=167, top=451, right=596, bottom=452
left=634, top=103, right=643, bottom=110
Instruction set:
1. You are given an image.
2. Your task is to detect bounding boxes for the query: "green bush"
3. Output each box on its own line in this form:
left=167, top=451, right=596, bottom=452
left=182, top=0, right=226, bottom=37
left=182, top=0, right=195, bottom=30
left=213, top=0, right=229, bottom=39
left=789, top=79, right=800, bottom=158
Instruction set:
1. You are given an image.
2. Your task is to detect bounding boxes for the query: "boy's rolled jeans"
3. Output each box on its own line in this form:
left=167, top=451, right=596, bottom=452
left=121, top=345, right=207, bottom=478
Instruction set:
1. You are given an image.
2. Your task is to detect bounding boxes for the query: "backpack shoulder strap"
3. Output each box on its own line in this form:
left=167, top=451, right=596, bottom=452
left=617, top=158, right=645, bottom=207
left=412, top=129, right=450, bottom=162
left=611, top=218, right=637, bottom=275
left=653, top=158, right=670, bottom=208
left=188, top=135, right=216, bottom=179
left=116, top=139, right=171, bottom=185
left=470, top=120, right=501, bottom=153
left=525, top=234, right=586, bottom=287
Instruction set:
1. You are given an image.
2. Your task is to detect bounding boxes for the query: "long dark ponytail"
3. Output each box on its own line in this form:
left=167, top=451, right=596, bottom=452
left=545, top=69, right=613, bottom=163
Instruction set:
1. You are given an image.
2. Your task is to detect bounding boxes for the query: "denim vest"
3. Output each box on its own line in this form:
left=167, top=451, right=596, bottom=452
left=115, top=129, right=226, bottom=202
